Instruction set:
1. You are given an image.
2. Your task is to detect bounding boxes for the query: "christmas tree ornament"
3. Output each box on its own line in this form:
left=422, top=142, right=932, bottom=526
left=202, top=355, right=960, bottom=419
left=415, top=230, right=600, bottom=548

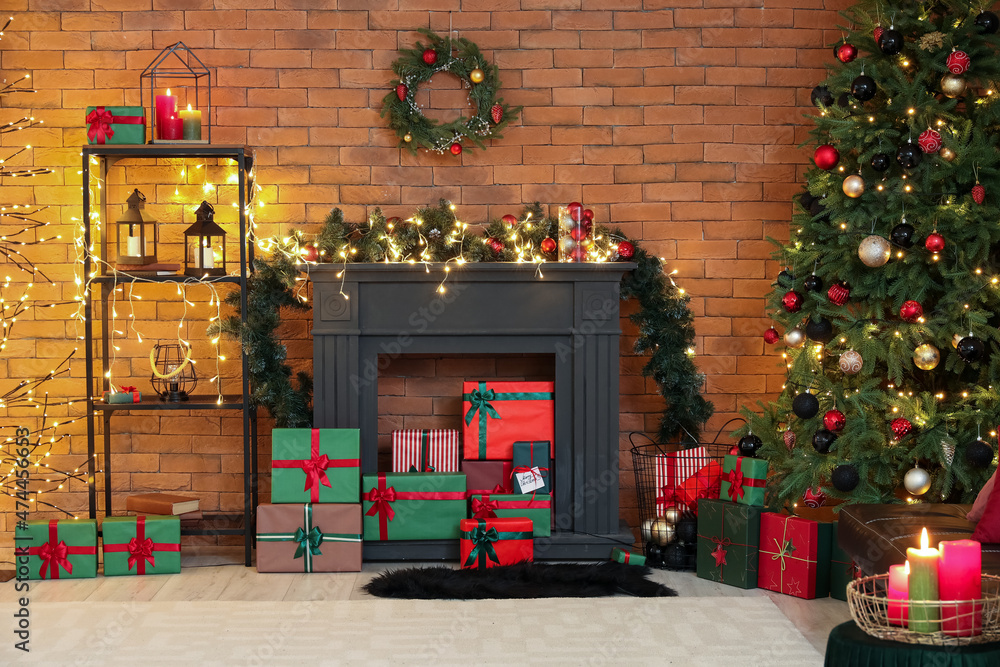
left=792, top=392, right=820, bottom=419
left=814, top=144, right=839, bottom=170
left=939, top=146, right=956, bottom=162
left=871, top=153, right=891, bottom=172
left=738, top=433, right=763, bottom=457
left=540, top=237, right=556, bottom=254
left=890, top=222, right=916, bottom=248
left=837, top=92, right=852, bottom=109
left=782, top=290, right=803, bottom=313
left=645, top=542, right=662, bottom=566
left=641, top=518, right=654, bottom=543
left=899, top=300, right=923, bottom=322
left=946, top=50, right=971, bottom=74
left=832, top=464, right=860, bottom=492
left=650, top=517, right=676, bottom=546
left=663, top=507, right=682, bottom=524
left=804, top=274, right=823, bottom=292
left=879, top=29, right=904, bottom=55
left=486, top=237, right=504, bottom=254
left=582, top=208, right=594, bottom=222
left=728, top=445, right=739, bottom=456
left=799, top=191, right=817, bottom=210
left=501, top=214, right=517, bottom=227
left=783, top=429, right=796, bottom=451
left=896, top=142, right=923, bottom=169
left=913, top=343, right=941, bottom=370
left=777, top=269, right=795, bottom=287
left=810, top=85, right=834, bottom=107
left=676, top=518, right=697, bottom=544
left=940, top=439, right=956, bottom=466
left=975, top=11, right=999, bottom=34
left=824, top=409, right=846, bottom=432
left=917, top=129, right=942, bottom=153
left=850, top=74, right=877, bottom=101
left=809, top=198, right=829, bottom=222
left=837, top=43, right=858, bottom=63
left=802, top=487, right=827, bottom=508
left=784, top=327, right=805, bottom=348
left=957, top=335, right=986, bottom=363
left=873, top=25, right=884, bottom=42
left=925, top=232, right=945, bottom=252
left=827, top=281, right=850, bottom=305
left=805, top=316, right=834, bottom=343
left=940, top=73, right=967, bottom=98
left=966, top=439, right=994, bottom=467
left=616, top=240, right=635, bottom=260
left=839, top=350, right=863, bottom=374
left=470, top=68, right=485, bottom=83
left=891, top=417, right=913, bottom=440
left=300, top=244, right=319, bottom=262
left=396, top=83, right=408, bottom=101
left=813, top=429, right=837, bottom=453
left=952, top=333, right=964, bottom=348
left=450, top=142, right=463, bottom=156
left=661, top=543, right=687, bottom=569
left=972, top=182, right=985, bottom=204
left=403, top=133, right=413, bottom=143
left=903, top=465, right=931, bottom=495
left=764, top=327, right=780, bottom=344
left=843, top=174, right=865, bottom=197
left=422, top=48, right=437, bottom=65
left=490, top=104, right=503, bottom=124
left=859, top=235, right=891, bottom=266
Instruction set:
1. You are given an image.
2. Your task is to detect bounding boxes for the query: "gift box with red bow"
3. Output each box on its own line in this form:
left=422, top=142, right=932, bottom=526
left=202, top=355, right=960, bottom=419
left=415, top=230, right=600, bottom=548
left=695, top=498, right=761, bottom=589
left=15, top=519, right=98, bottom=580
left=102, top=515, right=180, bottom=576
left=511, top=440, right=551, bottom=495
left=461, top=459, right=513, bottom=495
left=391, top=429, right=460, bottom=473
left=256, top=503, right=362, bottom=573
left=469, top=492, right=551, bottom=537
left=103, top=385, right=141, bottom=404
left=85, top=106, right=145, bottom=145
left=271, top=428, right=360, bottom=504
left=719, top=454, right=769, bottom=507
left=459, top=517, right=534, bottom=569
left=828, top=521, right=860, bottom=601
left=757, top=512, right=832, bottom=599
left=462, top=381, right=554, bottom=460
left=362, top=472, right=466, bottom=541
left=655, top=446, right=711, bottom=514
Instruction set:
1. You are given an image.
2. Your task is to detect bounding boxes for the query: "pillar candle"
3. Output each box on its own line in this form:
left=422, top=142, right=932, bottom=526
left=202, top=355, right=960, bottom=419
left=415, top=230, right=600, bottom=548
left=906, top=527, right=940, bottom=633
left=887, top=562, right=909, bottom=626
left=154, top=89, right=177, bottom=140
left=938, top=539, right=982, bottom=637
left=160, top=115, right=184, bottom=141
left=178, top=104, right=201, bottom=140
left=126, top=234, right=142, bottom=257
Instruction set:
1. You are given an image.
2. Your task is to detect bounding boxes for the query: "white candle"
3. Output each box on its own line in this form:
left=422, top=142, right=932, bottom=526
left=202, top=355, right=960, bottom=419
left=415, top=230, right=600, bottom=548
left=202, top=245, right=214, bottom=269
left=127, top=235, right=141, bottom=257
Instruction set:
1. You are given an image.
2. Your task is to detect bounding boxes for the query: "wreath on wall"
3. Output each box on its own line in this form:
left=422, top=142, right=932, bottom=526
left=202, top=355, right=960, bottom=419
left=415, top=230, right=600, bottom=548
left=380, top=28, right=522, bottom=156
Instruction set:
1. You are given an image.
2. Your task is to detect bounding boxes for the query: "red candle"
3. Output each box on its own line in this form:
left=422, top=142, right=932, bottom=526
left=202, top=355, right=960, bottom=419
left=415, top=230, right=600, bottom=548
left=154, top=89, right=177, bottom=140
left=160, top=115, right=184, bottom=141
left=887, top=562, right=909, bottom=626
left=938, top=539, right=982, bottom=637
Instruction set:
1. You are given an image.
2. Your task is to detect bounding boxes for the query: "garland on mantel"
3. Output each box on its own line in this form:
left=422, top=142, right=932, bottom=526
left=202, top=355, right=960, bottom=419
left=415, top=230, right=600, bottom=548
left=225, top=201, right=713, bottom=440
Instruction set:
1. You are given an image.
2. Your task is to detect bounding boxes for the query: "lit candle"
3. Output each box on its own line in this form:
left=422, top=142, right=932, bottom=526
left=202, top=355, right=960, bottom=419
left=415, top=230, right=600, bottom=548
left=887, top=562, right=909, bottom=626
left=154, top=89, right=177, bottom=140
left=938, top=539, right=982, bottom=637
left=178, top=104, right=201, bottom=140
left=160, top=114, right=184, bottom=141
left=906, top=527, right=940, bottom=633
left=126, top=228, right=142, bottom=257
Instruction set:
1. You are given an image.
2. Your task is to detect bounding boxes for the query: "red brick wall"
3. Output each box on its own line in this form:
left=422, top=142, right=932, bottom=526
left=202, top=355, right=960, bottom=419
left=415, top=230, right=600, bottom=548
left=0, top=0, right=851, bottom=554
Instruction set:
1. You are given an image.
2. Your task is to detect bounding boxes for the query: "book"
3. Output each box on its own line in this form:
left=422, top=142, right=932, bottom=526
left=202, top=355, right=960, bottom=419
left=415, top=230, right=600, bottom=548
left=125, top=493, right=199, bottom=515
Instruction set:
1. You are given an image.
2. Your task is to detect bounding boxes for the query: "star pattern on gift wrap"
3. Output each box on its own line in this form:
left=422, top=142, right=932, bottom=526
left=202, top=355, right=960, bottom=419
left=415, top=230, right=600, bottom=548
left=788, top=580, right=803, bottom=597
left=711, top=544, right=728, bottom=567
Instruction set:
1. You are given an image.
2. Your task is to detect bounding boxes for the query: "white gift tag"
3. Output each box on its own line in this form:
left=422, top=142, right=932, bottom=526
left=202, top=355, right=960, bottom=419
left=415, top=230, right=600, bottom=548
left=515, top=467, right=545, bottom=493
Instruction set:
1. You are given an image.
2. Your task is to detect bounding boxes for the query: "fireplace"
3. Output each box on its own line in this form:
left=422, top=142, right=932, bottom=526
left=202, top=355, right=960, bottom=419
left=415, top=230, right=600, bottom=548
left=310, top=262, right=635, bottom=559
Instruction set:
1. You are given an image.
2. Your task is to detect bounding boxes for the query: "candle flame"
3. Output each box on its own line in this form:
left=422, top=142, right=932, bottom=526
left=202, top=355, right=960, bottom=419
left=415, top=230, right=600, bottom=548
left=904, top=561, right=910, bottom=575
left=187, top=103, right=192, bottom=112
left=166, top=88, right=171, bottom=96
left=920, top=527, right=929, bottom=550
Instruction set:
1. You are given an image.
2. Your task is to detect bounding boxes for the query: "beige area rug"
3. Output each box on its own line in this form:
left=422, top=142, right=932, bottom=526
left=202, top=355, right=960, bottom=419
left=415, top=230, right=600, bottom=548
left=4, top=597, right=821, bottom=666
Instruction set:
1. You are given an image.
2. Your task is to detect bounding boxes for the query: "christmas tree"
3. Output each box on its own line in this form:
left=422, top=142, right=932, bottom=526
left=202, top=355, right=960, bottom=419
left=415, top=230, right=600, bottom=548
left=742, top=1, right=1000, bottom=508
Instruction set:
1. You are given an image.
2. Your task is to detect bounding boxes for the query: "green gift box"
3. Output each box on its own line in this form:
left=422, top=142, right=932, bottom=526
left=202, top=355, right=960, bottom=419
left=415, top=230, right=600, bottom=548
left=829, top=521, right=858, bottom=601
left=102, top=515, right=180, bottom=576
left=719, top=454, right=768, bottom=507
left=696, top=498, right=762, bottom=589
left=611, top=547, right=646, bottom=566
left=85, top=106, right=146, bottom=145
left=469, top=492, right=551, bottom=537
left=15, top=519, right=98, bottom=580
left=362, top=472, right=466, bottom=541
left=271, top=428, right=360, bottom=504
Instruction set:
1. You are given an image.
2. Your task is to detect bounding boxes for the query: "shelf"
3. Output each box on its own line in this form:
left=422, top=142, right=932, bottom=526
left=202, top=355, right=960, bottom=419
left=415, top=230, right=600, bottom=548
left=83, top=144, right=251, bottom=161
left=94, top=273, right=243, bottom=284
left=180, top=512, right=247, bottom=536
left=96, top=394, right=246, bottom=411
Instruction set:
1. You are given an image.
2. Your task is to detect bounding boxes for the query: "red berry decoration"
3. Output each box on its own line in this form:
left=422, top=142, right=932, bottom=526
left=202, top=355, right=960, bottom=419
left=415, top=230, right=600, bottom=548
left=486, top=237, right=504, bottom=254
left=899, top=300, right=923, bottom=322
left=450, top=142, right=462, bottom=156
left=814, top=144, right=840, bottom=170
left=616, top=240, right=635, bottom=260
left=782, top=291, right=804, bottom=313
left=396, top=83, right=408, bottom=101
left=783, top=429, right=796, bottom=451
left=873, top=25, right=884, bottom=42
left=972, top=183, right=985, bottom=205
left=540, top=237, right=557, bottom=255
left=917, top=129, right=942, bottom=153
left=422, top=48, right=437, bottom=65
left=827, top=282, right=850, bottom=306
left=925, top=232, right=945, bottom=253
left=837, top=43, right=858, bottom=63
left=501, top=214, right=517, bottom=227
left=823, top=409, right=846, bottom=432
left=764, top=327, right=780, bottom=344
left=946, top=50, right=971, bottom=74
left=802, top=487, right=827, bottom=508
left=891, top=417, right=913, bottom=440
left=301, top=244, right=319, bottom=262
left=491, top=104, right=503, bottom=124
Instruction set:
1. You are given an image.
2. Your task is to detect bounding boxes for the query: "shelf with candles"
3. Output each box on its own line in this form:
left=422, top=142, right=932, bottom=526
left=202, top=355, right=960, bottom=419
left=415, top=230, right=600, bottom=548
left=95, top=393, right=247, bottom=411
left=94, top=273, right=243, bottom=285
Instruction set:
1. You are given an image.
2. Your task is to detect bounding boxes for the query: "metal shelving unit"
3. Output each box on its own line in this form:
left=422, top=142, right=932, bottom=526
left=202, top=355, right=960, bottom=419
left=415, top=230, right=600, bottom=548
left=82, top=144, right=257, bottom=566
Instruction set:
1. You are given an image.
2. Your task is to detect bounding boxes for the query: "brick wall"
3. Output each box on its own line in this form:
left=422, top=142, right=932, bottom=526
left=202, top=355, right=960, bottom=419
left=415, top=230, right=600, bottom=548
left=0, top=0, right=850, bottom=555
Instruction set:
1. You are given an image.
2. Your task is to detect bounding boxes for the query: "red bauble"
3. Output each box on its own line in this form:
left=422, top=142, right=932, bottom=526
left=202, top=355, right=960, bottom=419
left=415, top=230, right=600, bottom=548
left=802, top=487, right=827, bottom=508
left=899, top=300, right=923, bottom=322
left=827, top=282, right=850, bottom=306
left=873, top=26, right=884, bottom=42
left=972, top=183, right=985, bottom=205
left=764, top=327, right=780, bottom=344
left=540, top=237, right=557, bottom=254
left=823, top=409, right=846, bottom=432
left=837, top=43, right=858, bottom=63
left=486, top=237, right=504, bottom=254
left=891, top=417, right=912, bottom=440
left=728, top=446, right=740, bottom=456
left=301, top=244, right=319, bottom=262
left=918, top=129, right=942, bottom=153
left=783, top=429, right=796, bottom=451
left=925, top=232, right=945, bottom=253
left=616, top=240, right=635, bottom=260
left=782, top=291, right=803, bottom=313
left=501, top=214, right=517, bottom=227
left=814, top=144, right=840, bottom=170
left=567, top=201, right=583, bottom=221
left=450, top=142, right=462, bottom=155
left=582, top=208, right=594, bottom=222
left=946, top=50, right=971, bottom=74
left=491, top=104, right=503, bottom=124
left=396, top=83, right=408, bottom=101
left=422, top=49, right=437, bottom=65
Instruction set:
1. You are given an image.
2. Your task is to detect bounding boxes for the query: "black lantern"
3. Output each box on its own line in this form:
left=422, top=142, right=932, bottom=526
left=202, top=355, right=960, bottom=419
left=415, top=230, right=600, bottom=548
left=116, top=189, right=158, bottom=265
left=184, top=201, right=226, bottom=277
left=140, top=41, right=211, bottom=143
left=150, top=343, right=197, bottom=402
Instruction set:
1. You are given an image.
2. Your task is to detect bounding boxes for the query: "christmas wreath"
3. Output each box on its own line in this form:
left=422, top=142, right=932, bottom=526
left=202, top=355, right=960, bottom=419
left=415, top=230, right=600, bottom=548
left=381, top=28, right=521, bottom=155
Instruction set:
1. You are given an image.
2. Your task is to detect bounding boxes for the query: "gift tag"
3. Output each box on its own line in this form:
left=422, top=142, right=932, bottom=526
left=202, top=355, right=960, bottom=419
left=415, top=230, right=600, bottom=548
left=515, top=467, right=545, bottom=493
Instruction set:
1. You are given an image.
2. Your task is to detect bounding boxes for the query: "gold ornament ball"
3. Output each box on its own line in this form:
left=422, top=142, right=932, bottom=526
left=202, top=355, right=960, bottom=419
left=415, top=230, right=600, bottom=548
left=913, top=343, right=941, bottom=370
left=784, top=327, right=805, bottom=348
left=663, top=507, right=682, bottom=524
left=470, top=68, right=485, bottom=84
left=858, top=234, right=891, bottom=267
left=843, top=174, right=865, bottom=198
left=403, top=133, right=413, bottom=143
left=903, top=466, right=932, bottom=496
left=939, top=146, right=956, bottom=162
left=953, top=333, right=964, bottom=348
left=839, top=350, right=864, bottom=375
left=649, top=517, right=676, bottom=547
left=940, top=73, right=967, bottom=98
left=641, top=518, right=654, bottom=543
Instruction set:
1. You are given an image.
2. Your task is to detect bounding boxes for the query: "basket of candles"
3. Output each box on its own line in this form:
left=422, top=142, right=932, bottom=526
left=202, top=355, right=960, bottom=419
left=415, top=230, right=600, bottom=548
left=847, top=529, right=1000, bottom=646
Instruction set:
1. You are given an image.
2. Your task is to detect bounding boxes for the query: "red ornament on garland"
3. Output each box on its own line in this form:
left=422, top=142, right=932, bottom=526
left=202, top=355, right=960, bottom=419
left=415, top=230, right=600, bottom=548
left=396, top=83, right=408, bottom=101
left=301, top=244, right=319, bottom=262
left=899, top=300, right=923, bottom=322
left=814, top=144, right=840, bottom=170
left=823, top=409, right=846, bottom=432
left=501, top=214, right=517, bottom=227
left=450, top=142, right=462, bottom=156
left=802, top=487, right=827, bottom=508
left=891, top=417, right=912, bottom=440
left=491, top=104, right=503, bottom=124
left=540, top=237, right=557, bottom=254
left=918, top=129, right=942, bottom=153
left=486, top=237, right=504, bottom=254
left=422, top=48, right=437, bottom=65
left=925, top=232, right=945, bottom=253
left=782, top=291, right=803, bottom=313
left=972, top=183, right=985, bottom=205
left=616, top=240, right=635, bottom=260
left=764, top=327, right=780, bottom=344
left=946, top=50, right=971, bottom=74
left=827, top=282, right=850, bottom=306
left=837, top=43, right=858, bottom=63
left=873, top=25, right=884, bottom=43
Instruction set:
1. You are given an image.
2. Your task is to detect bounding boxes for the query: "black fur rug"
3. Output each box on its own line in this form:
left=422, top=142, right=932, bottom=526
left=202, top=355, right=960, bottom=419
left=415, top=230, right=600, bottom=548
left=362, top=561, right=677, bottom=599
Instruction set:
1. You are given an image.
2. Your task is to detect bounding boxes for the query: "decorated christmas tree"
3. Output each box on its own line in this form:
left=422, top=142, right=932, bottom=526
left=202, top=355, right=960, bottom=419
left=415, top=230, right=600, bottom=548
left=742, top=1, right=1000, bottom=508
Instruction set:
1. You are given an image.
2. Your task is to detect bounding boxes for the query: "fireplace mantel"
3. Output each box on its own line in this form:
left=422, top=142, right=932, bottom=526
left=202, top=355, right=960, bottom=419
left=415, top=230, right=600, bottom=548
left=309, top=262, right=636, bottom=559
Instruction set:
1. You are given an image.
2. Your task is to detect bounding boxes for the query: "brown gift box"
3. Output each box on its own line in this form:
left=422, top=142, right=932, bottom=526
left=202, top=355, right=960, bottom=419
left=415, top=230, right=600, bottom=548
left=461, top=459, right=513, bottom=495
left=256, top=503, right=362, bottom=573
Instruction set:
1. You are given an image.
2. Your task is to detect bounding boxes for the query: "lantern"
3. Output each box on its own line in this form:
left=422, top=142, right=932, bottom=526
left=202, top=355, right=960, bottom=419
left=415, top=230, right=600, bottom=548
left=184, top=201, right=226, bottom=277
left=139, top=41, right=211, bottom=143
left=116, top=189, right=158, bottom=265
left=149, top=343, right=197, bottom=402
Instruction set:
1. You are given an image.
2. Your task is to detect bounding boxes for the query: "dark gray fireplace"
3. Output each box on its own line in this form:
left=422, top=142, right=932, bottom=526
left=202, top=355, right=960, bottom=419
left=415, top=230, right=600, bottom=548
left=309, top=262, right=635, bottom=559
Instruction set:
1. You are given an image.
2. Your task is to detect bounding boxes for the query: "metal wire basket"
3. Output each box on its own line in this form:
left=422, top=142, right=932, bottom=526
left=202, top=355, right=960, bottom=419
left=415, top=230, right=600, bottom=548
left=847, top=573, right=1000, bottom=646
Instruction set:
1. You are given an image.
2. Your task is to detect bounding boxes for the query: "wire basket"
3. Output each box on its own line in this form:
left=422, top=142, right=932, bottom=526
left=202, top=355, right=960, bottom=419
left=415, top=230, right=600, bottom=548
left=847, top=574, right=1000, bottom=646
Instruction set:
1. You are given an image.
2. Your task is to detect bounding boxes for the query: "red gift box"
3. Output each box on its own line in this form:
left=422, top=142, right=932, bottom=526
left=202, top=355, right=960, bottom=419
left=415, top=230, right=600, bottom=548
left=655, top=446, right=710, bottom=514
left=459, top=517, right=534, bottom=569
left=391, top=429, right=460, bottom=472
left=462, top=381, right=554, bottom=460
left=676, top=461, right=722, bottom=514
left=758, top=512, right=832, bottom=599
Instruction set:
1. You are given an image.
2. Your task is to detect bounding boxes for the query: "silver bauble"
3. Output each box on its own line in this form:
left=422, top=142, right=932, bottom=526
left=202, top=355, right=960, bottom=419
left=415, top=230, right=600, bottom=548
left=903, top=465, right=931, bottom=495
left=843, top=174, right=865, bottom=198
left=784, top=327, right=806, bottom=348
left=940, top=73, right=967, bottom=98
left=859, top=234, right=891, bottom=267
left=641, top=518, right=654, bottom=543
left=913, top=343, right=941, bottom=370
left=839, top=350, right=863, bottom=374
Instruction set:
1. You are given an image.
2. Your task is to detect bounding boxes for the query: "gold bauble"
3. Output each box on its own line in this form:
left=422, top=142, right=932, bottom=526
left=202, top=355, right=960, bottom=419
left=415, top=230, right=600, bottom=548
left=663, top=507, right=681, bottom=524
left=843, top=174, right=865, bottom=198
left=953, top=333, right=964, bottom=348
left=941, top=73, right=967, bottom=98
left=939, top=146, right=956, bottom=162
left=784, top=327, right=805, bottom=348
left=470, top=68, right=485, bottom=84
left=913, top=343, right=941, bottom=370
left=403, top=133, right=413, bottom=143
left=650, top=518, right=676, bottom=546
left=858, top=234, right=891, bottom=267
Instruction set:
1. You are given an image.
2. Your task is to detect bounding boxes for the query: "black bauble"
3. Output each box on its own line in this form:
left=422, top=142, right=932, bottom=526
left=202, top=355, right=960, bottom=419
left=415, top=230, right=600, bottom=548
left=871, top=153, right=891, bottom=172
left=812, top=428, right=837, bottom=454
left=799, top=191, right=816, bottom=211
left=809, top=198, right=830, bottom=222
left=896, top=143, right=922, bottom=170
left=804, top=274, right=824, bottom=292
left=879, top=29, right=904, bottom=54
left=738, top=433, right=763, bottom=457
left=661, top=543, right=688, bottom=570
left=976, top=11, right=999, bottom=34
left=966, top=439, right=995, bottom=468
left=957, top=336, right=986, bottom=363
left=805, top=316, right=834, bottom=344
left=792, top=392, right=820, bottom=419
left=644, top=542, right=663, bottom=567
left=777, top=269, right=795, bottom=288
left=676, top=519, right=698, bottom=544
left=831, top=464, right=860, bottom=492
left=811, top=85, right=834, bottom=107
left=890, top=222, right=916, bottom=248
left=851, top=75, right=877, bottom=101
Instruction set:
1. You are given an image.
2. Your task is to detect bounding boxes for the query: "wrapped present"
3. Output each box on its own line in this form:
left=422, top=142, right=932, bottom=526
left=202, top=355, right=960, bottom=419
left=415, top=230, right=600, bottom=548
left=611, top=547, right=646, bottom=566
left=103, top=385, right=141, bottom=403
left=656, top=446, right=710, bottom=514
left=362, top=472, right=466, bottom=541
left=676, top=461, right=723, bottom=515
left=256, top=503, right=362, bottom=573
left=14, top=519, right=98, bottom=580
left=102, top=515, right=181, bottom=576
left=469, top=492, right=551, bottom=537
left=271, top=428, right=360, bottom=504
left=459, top=517, right=534, bottom=569
left=758, top=512, right=832, bottom=599
left=719, top=454, right=768, bottom=507
left=511, top=440, right=551, bottom=495
left=462, top=381, right=554, bottom=460
left=696, top=498, right=761, bottom=589
left=829, top=521, right=860, bottom=601
left=461, top=459, right=513, bottom=495
left=85, top=106, right=145, bottom=145
left=391, top=429, right=460, bottom=473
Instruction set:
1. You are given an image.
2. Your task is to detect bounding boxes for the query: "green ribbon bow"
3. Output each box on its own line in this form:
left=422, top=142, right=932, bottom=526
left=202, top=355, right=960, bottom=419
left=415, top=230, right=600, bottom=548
left=464, top=524, right=500, bottom=569
left=464, top=387, right=501, bottom=425
left=292, top=526, right=324, bottom=560
left=463, top=382, right=555, bottom=458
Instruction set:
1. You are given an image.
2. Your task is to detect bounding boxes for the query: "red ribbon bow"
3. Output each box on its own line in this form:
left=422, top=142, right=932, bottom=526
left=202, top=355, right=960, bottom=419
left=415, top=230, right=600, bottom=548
left=37, top=539, right=72, bottom=579
left=364, top=475, right=397, bottom=540
left=301, top=454, right=333, bottom=493
left=726, top=468, right=745, bottom=501
left=656, top=485, right=681, bottom=507
left=86, top=107, right=115, bottom=144
left=471, top=496, right=499, bottom=519
left=120, top=385, right=137, bottom=392
left=127, top=537, right=155, bottom=571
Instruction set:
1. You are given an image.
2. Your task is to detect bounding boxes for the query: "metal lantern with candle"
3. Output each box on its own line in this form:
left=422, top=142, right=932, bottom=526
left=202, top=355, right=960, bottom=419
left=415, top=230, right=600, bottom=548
left=116, top=188, right=157, bottom=265
left=149, top=342, right=197, bottom=402
left=139, top=41, right=210, bottom=143
left=184, top=201, right=226, bottom=277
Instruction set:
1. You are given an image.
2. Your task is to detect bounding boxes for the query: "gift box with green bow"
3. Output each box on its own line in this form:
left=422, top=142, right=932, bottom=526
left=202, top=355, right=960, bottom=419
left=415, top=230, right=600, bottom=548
left=362, top=472, right=467, bottom=541
left=719, top=454, right=769, bottom=507
left=256, top=503, right=362, bottom=573
left=469, top=492, right=551, bottom=537
left=757, top=512, right=832, bottom=599
left=696, top=498, right=762, bottom=589
left=15, top=519, right=98, bottom=580
left=462, top=381, right=554, bottom=460
left=85, top=106, right=145, bottom=145
left=459, top=517, right=534, bottom=569
left=102, top=515, right=180, bottom=576
left=271, top=428, right=360, bottom=504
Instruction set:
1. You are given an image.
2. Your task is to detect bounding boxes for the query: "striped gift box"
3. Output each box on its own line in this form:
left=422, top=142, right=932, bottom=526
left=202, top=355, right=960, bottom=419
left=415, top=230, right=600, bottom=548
left=655, top=446, right=710, bottom=514
left=391, top=429, right=460, bottom=473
